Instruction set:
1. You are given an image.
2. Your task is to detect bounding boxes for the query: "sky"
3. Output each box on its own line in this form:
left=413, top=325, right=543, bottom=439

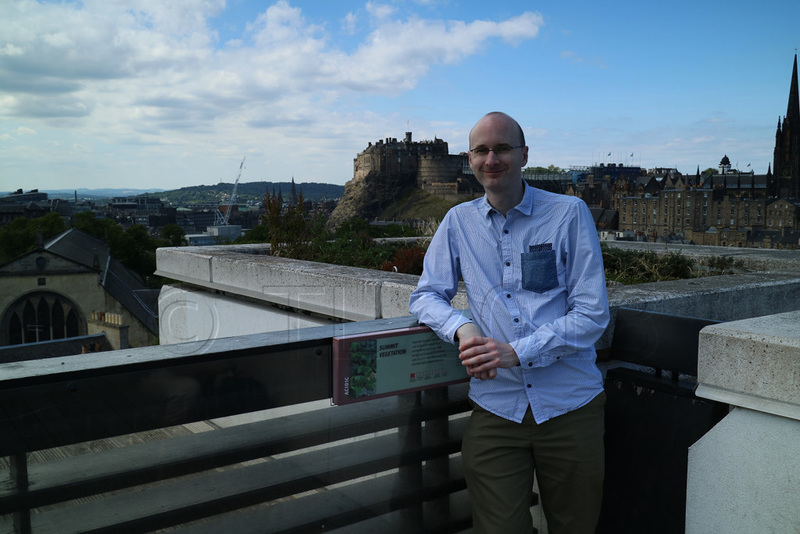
left=1, top=0, right=799, bottom=192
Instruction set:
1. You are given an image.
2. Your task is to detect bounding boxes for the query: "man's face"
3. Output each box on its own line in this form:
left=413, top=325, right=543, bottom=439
left=468, top=114, right=528, bottom=195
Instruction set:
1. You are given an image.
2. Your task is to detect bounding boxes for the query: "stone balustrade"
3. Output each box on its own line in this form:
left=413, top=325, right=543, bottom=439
left=687, top=311, right=800, bottom=533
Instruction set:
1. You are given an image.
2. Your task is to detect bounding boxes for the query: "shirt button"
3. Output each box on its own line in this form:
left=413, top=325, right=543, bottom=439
left=513, top=318, right=519, bottom=323
left=527, top=384, right=532, bottom=388
left=528, top=362, right=533, bottom=367
left=506, top=293, right=511, bottom=298
left=503, top=229, right=509, bottom=234
left=505, top=261, right=511, bottom=266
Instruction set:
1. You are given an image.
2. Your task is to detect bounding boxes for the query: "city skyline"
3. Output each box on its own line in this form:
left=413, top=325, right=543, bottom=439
left=1, top=0, right=798, bottom=192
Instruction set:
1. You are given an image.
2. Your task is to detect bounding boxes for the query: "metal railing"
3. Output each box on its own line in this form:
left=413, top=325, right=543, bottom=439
left=0, top=317, right=479, bottom=534
left=1, top=309, right=730, bottom=534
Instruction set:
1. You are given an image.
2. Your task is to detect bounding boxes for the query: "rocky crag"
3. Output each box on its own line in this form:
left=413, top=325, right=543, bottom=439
left=327, top=132, right=479, bottom=229
left=326, top=169, right=417, bottom=229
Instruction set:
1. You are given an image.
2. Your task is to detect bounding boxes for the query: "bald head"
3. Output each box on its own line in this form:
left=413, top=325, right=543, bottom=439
left=469, top=112, right=526, bottom=149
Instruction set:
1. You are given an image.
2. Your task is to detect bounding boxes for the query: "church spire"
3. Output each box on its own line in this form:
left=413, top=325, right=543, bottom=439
left=788, top=53, right=799, bottom=120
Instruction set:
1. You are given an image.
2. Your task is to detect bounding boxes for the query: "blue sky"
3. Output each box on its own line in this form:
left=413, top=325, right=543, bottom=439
left=1, top=0, right=798, bottom=192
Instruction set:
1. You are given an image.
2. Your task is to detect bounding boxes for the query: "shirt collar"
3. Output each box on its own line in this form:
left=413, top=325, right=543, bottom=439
left=479, top=180, right=535, bottom=218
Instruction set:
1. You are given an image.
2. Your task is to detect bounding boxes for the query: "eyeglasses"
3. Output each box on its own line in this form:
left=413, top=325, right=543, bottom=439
left=469, top=145, right=524, bottom=157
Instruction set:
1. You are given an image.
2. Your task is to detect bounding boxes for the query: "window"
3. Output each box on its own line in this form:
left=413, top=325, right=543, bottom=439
left=2, top=292, right=84, bottom=345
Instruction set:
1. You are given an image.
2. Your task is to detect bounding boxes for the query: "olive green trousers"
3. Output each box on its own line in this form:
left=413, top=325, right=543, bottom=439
left=461, top=392, right=606, bottom=534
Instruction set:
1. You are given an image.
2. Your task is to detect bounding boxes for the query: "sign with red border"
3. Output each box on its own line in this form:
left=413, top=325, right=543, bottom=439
left=332, top=325, right=469, bottom=405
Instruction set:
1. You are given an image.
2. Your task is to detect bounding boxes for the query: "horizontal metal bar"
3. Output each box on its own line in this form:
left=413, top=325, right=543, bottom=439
left=0, top=317, right=420, bottom=456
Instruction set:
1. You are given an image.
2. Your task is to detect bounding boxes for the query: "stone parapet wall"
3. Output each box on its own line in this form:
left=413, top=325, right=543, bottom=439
left=156, top=242, right=800, bottom=347
left=687, top=310, right=800, bottom=533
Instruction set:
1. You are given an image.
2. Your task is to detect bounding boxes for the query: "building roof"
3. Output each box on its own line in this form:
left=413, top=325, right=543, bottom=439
left=45, top=227, right=110, bottom=269
left=43, top=228, right=158, bottom=334
left=590, top=207, right=618, bottom=226
left=705, top=174, right=769, bottom=189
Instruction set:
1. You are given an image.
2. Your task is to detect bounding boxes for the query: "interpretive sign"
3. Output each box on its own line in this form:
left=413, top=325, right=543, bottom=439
left=332, top=325, right=469, bottom=405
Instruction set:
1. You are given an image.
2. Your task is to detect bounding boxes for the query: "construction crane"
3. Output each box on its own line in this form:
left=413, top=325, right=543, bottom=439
left=215, top=156, right=245, bottom=226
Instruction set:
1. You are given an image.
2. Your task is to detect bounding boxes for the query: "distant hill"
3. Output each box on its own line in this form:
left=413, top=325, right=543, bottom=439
left=159, top=181, right=344, bottom=205
left=41, top=182, right=345, bottom=205
left=42, top=188, right=165, bottom=200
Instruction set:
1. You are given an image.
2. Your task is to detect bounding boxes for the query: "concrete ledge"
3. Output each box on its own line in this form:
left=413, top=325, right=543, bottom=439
left=157, top=245, right=800, bottom=343
left=156, top=246, right=215, bottom=283
left=156, top=245, right=422, bottom=322
left=696, top=310, right=800, bottom=421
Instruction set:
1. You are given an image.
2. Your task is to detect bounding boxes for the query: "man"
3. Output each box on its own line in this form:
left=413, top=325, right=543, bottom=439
left=409, top=112, right=609, bottom=533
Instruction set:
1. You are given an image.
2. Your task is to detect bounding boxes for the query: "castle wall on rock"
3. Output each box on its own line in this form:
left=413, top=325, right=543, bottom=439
left=353, top=132, right=450, bottom=182
left=417, top=154, right=483, bottom=200
left=417, top=154, right=465, bottom=187
left=349, top=132, right=482, bottom=205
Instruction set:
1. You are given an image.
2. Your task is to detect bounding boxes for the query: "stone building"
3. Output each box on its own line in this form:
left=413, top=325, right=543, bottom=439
left=611, top=54, right=800, bottom=248
left=0, top=228, right=159, bottom=351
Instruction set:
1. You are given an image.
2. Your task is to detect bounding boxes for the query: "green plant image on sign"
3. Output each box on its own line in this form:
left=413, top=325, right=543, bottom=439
left=349, top=339, right=377, bottom=398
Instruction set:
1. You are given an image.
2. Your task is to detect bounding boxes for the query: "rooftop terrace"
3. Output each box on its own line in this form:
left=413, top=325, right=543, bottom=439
left=1, top=241, right=799, bottom=533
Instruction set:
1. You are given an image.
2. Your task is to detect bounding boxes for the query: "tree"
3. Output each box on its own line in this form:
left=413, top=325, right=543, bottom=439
left=114, top=225, right=162, bottom=284
left=237, top=224, right=270, bottom=244
left=524, top=165, right=566, bottom=174
left=72, top=211, right=123, bottom=244
left=71, top=212, right=165, bottom=285
left=161, top=223, right=186, bottom=246
left=261, top=188, right=324, bottom=259
left=0, top=212, right=67, bottom=263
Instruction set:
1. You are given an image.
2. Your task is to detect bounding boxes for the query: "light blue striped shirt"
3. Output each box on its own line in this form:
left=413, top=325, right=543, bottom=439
left=409, top=182, right=609, bottom=424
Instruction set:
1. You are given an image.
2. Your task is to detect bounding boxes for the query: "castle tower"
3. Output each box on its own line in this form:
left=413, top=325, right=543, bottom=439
left=773, top=54, right=800, bottom=198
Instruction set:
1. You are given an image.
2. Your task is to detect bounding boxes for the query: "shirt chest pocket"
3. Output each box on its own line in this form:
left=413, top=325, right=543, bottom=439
left=521, top=248, right=559, bottom=293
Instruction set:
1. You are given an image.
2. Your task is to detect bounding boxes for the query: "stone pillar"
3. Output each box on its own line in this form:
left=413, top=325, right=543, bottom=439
left=687, top=311, right=800, bottom=533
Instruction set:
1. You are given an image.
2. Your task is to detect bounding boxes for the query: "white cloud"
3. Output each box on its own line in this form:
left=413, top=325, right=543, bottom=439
left=339, top=12, right=543, bottom=91
left=0, top=2, right=544, bottom=122
left=342, top=12, right=358, bottom=34
left=72, top=143, right=93, bottom=154
left=366, top=2, right=397, bottom=21
left=0, top=1, right=545, bottom=187
left=559, top=49, right=606, bottom=69
left=17, top=127, right=36, bottom=136
left=0, top=43, right=24, bottom=56
left=692, top=136, right=715, bottom=144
